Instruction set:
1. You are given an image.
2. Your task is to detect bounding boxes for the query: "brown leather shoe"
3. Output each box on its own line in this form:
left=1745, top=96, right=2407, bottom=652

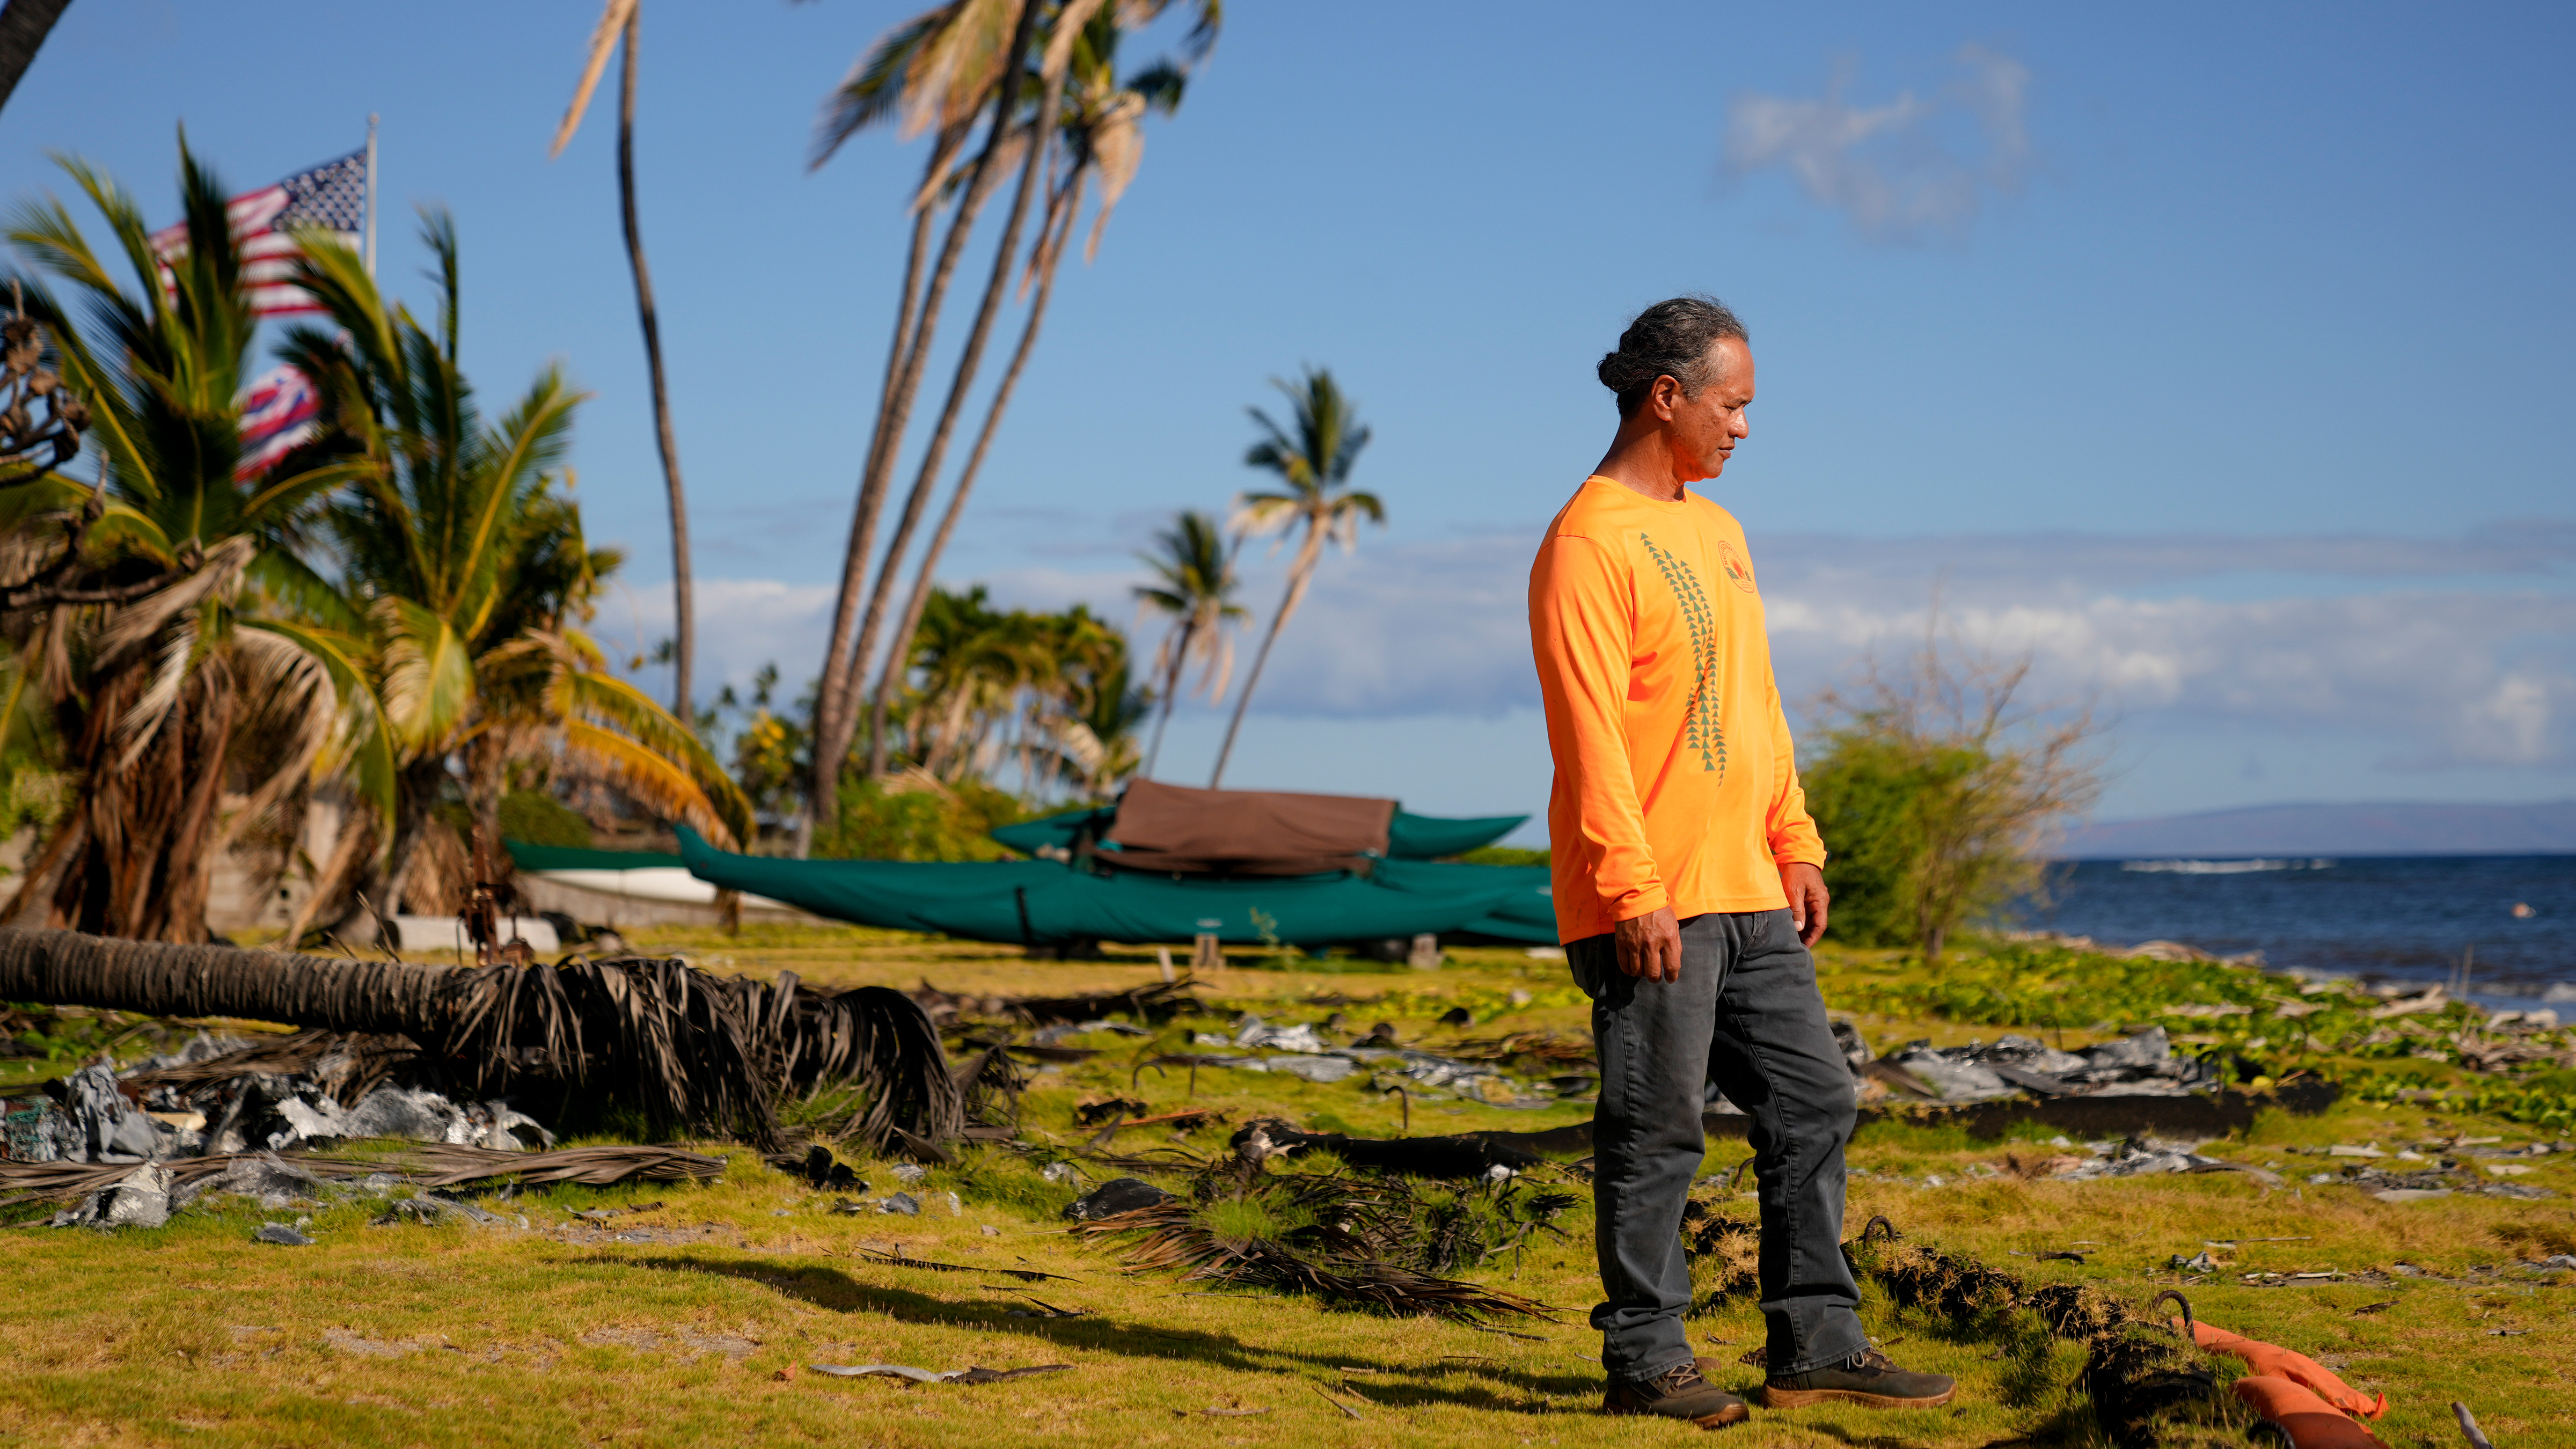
left=1762, top=1348, right=1957, bottom=1409
left=1603, top=1362, right=1751, bottom=1427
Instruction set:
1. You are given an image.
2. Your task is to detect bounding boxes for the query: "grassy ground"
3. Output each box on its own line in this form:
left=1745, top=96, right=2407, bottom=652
left=4, top=927, right=2571, bottom=1447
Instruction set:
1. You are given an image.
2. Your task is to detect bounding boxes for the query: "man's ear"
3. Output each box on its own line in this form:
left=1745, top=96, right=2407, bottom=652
left=1647, top=372, right=1682, bottom=422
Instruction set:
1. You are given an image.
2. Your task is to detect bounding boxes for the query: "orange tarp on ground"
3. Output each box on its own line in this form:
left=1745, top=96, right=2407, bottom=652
left=2231, top=1375, right=2386, bottom=1449
left=2174, top=1316, right=2388, bottom=1418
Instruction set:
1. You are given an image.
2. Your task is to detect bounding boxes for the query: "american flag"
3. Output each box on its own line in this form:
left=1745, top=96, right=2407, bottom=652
left=148, top=149, right=369, bottom=318
left=234, top=364, right=319, bottom=479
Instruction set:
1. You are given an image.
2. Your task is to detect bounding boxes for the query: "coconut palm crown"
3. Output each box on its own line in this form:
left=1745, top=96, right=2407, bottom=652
left=0, top=145, right=382, bottom=940
left=273, top=212, right=750, bottom=915
left=1132, top=508, right=1239, bottom=779
left=1208, top=367, right=1380, bottom=788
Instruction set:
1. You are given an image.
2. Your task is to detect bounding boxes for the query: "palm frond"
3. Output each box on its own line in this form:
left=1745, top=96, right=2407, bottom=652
left=241, top=617, right=397, bottom=838
left=372, top=595, right=477, bottom=754
left=548, top=0, right=642, bottom=158
left=547, top=656, right=753, bottom=844
left=813, top=4, right=955, bottom=166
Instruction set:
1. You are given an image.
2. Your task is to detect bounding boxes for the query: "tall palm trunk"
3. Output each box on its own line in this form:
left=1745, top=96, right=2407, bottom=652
left=808, top=0, right=1041, bottom=852
left=1208, top=524, right=1325, bottom=789
left=786, top=142, right=946, bottom=858
left=372, top=761, right=450, bottom=924
left=846, top=47, right=1080, bottom=781
left=616, top=8, right=693, bottom=722
left=0, top=0, right=70, bottom=114
left=864, top=170, right=1084, bottom=777
left=1140, top=617, right=1192, bottom=779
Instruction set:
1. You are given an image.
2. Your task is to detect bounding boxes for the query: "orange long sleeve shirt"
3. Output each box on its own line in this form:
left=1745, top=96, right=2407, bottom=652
left=1527, top=475, right=1825, bottom=942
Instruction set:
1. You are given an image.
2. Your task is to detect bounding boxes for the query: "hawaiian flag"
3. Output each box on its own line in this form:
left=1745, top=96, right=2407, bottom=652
left=234, top=364, right=319, bottom=480
left=148, top=149, right=368, bottom=318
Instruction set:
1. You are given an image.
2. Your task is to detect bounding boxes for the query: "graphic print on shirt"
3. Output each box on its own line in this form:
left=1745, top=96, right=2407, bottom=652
left=1717, top=537, right=1758, bottom=594
left=1639, top=533, right=1725, bottom=777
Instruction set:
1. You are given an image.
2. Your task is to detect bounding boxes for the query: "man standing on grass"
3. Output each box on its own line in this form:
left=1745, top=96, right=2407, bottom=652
left=1528, top=296, right=1956, bottom=1428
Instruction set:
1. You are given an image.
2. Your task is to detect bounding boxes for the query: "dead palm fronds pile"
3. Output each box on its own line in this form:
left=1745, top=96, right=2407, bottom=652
left=1447, top=1032, right=1599, bottom=1070
left=0, top=928, right=960, bottom=1152
left=1679, top=1197, right=1761, bottom=1309
left=1228, top=1117, right=1542, bottom=1180
left=402, top=1143, right=725, bottom=1189
left=1067, top=1163, right=1565, bottom=1324
left=910, top=977, right=1200, bottom=1030
left=1842, top=1219, right=2243, bottom=1448
left=122, top=1029, right=419, bottom=1108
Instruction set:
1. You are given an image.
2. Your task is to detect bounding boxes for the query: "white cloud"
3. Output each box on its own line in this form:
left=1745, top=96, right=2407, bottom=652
left=1722, top=46, right=2032, bottom=243
left=649, top=522, right=2576, bottom=778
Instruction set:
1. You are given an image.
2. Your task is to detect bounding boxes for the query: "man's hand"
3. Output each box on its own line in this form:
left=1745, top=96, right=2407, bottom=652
left=1615, top=905, right=1682, bottom=983
left=1781, top=862, right=1829, bottom=947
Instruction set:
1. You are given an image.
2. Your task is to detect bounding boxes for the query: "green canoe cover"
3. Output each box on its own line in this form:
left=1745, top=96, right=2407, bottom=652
left=674, top=828, right=1556, bottom=946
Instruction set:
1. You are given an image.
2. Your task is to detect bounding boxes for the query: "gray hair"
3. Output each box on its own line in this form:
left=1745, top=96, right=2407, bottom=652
left=1597, top=295, right=1748, bottom=418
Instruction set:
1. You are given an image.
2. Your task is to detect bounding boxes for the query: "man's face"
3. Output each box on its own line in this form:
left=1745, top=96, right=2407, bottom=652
left=1665, top=336, right=1754, bottom=483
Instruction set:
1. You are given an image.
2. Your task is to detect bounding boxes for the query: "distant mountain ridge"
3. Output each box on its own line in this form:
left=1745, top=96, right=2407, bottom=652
left=2061, top=800, right=2576, bottom=859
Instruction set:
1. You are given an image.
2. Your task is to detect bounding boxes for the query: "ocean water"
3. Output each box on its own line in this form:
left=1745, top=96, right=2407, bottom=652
left=2020, top=854, right=2576, bottom=1005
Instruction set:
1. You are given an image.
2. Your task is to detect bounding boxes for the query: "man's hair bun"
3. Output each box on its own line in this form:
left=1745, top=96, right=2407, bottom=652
left=1598, top=295, right=1746, bottom=418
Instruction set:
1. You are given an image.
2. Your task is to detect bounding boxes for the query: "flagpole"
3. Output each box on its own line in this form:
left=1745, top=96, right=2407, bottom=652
left=363, top=114, right=378, bottom=279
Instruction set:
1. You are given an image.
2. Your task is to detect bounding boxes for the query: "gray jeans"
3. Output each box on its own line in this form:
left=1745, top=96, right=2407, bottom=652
left=1569, top=909, right=1865, bottom=1382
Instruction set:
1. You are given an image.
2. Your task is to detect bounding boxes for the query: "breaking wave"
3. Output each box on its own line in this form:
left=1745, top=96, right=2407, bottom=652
left=2119, top=858, right=2338, bottom=875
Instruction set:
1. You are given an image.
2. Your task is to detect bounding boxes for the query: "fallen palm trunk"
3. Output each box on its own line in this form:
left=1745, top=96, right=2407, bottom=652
left=0, top=928, right=960, bottom=1151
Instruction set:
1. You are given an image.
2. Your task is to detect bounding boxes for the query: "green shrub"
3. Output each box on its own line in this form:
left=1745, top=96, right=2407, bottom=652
left=499, top=790, right=594, bottom=848
left=1802, top=731, right=1951, bottom=948
left=813, top=771, right=1026, bottom=861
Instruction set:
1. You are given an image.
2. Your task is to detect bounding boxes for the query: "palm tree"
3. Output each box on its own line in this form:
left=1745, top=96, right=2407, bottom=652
left=0, top=0, right=71, bottom=116
left=273, top=214, right=751, bottom=925
left=551, top=0, right=696, bottom=721
left=804, top=0, right=1046, bottom=851
left=803, top=0, right=1217, bottom=850
left=1131, top=509, right=1240, bottom=779
left=0, top=147, right=384, bottom=941
left=1206, top=368, right=1380, bottom=788
left=861, top=5, right=1192, bottom=777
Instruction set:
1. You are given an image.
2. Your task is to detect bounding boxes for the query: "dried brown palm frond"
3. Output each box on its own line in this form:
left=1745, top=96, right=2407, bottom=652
left=401, top=1142, right=723, bottom=1189
left=0, top=930, right=962, bottom=1153
left=908, top=977, right=1201, bottom=1030
left=1446, top=1032, right=1598, bottom=1069
left=855, top=1247, right=1073, bottom=1283
left=1000, top=977, right=1200, bottom=1027
left=122, top=1029, right=418, bottom=1108
left=0, top=1158, right=152, bottom=1209
left=0, top=1143, right=721, bottom=1212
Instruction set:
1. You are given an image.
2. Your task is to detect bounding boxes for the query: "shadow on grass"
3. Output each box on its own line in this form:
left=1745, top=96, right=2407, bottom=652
left=595, top=1252, right=1606, bottom=1413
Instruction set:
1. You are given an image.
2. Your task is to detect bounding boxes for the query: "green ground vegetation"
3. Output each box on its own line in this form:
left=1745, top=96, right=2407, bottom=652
left=3, top=929, right=2570, bottom=1447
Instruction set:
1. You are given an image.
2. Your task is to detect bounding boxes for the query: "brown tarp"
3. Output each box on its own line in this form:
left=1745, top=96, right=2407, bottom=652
left=1101, top=780, right=1396, bottom=875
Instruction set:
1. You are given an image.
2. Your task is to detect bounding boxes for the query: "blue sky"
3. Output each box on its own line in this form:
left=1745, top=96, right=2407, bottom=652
left=6, top=1, right=2572, bottom=838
